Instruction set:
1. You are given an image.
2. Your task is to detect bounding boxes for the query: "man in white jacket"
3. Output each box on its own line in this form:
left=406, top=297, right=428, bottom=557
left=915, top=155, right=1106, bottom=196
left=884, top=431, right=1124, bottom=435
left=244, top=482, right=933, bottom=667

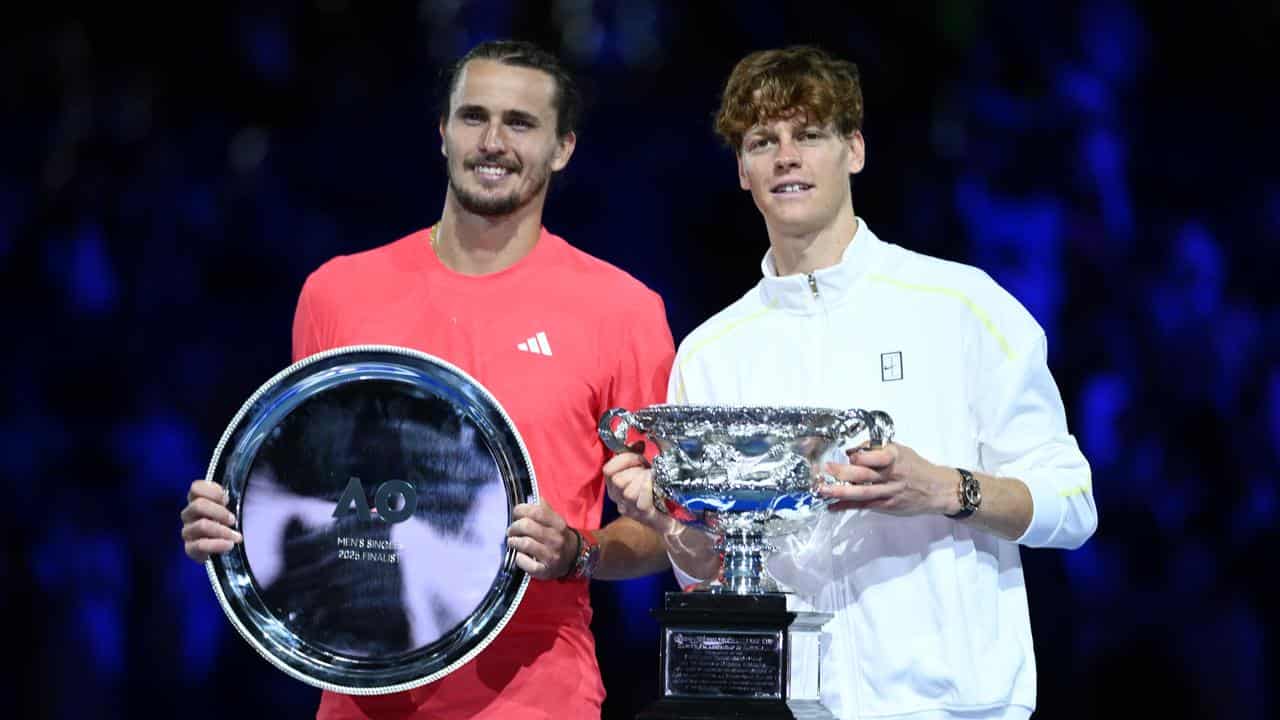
left=605, top=45, right=1098, bottom=720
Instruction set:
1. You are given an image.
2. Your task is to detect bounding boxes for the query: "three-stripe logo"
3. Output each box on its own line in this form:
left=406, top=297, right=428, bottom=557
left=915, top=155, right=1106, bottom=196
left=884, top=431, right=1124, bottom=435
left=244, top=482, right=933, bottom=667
left=517, top=331, right=553, bottom=356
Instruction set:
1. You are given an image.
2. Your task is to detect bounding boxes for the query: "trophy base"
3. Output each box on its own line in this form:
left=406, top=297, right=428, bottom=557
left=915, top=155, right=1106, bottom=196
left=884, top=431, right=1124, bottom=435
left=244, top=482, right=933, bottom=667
left=691, top=576, right=782, bottom=594
left=637, top=697, right=835, bottom=720
left=639, top=592, right=834, bottom=720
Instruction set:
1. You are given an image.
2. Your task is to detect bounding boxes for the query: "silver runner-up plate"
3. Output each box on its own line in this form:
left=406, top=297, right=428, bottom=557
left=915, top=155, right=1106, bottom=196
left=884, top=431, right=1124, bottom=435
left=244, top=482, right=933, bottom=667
left=204, top=345, right=536, bottom=695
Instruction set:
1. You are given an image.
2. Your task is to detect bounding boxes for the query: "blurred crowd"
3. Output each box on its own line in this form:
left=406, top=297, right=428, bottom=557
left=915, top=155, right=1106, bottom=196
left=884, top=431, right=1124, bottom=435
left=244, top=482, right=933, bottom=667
left=2, top=2, right=1275, bottom=718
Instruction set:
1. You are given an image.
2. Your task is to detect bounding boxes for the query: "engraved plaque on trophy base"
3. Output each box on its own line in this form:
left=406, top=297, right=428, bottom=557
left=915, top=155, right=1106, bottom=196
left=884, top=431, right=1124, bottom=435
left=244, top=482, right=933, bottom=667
left=638, top=593, right=834, bottom=720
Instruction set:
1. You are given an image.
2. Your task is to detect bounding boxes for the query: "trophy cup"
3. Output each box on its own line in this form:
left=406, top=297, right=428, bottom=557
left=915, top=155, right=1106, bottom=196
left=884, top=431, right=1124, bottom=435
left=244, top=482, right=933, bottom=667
left=205, top=345, right=536, bottom=694
left=599, top=404, right=894, bottom=720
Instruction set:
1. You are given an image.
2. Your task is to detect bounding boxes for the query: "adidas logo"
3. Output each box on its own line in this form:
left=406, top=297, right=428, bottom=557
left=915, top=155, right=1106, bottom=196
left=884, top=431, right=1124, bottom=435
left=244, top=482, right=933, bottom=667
left=517, top=331, right=553, bottom=356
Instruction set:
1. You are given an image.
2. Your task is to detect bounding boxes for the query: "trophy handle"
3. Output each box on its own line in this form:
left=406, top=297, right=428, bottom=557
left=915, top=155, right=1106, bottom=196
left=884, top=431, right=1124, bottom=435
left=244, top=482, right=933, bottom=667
left=864, top=410, right=895, bottom=448
left=598, top=408, right=637, bottom=453
left=835, top=409, right=896, bottom=450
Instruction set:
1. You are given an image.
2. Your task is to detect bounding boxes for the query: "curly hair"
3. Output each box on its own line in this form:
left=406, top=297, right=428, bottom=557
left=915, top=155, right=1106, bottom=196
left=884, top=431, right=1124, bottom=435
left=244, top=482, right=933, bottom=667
left=714, top=45, right=864, bottom=150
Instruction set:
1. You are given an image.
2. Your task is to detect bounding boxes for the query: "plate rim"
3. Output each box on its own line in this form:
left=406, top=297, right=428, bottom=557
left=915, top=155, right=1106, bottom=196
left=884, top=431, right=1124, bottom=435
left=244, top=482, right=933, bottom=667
left=203, top=343, right=537, bottom=695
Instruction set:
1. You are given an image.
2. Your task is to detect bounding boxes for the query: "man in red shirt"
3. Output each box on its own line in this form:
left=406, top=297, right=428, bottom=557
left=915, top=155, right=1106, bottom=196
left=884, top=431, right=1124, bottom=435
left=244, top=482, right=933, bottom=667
left=179, top=40, right=675, bottom=719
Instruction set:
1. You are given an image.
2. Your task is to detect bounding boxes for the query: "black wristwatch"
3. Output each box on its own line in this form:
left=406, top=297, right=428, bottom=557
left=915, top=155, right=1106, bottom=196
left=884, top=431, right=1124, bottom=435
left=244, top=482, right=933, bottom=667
left=945, top=468, right=982, bottom=519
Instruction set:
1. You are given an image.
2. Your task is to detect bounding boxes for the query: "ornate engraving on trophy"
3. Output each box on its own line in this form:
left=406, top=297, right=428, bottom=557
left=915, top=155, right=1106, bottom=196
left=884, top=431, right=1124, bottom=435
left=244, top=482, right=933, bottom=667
left=600, top=404, right=894, bottom=595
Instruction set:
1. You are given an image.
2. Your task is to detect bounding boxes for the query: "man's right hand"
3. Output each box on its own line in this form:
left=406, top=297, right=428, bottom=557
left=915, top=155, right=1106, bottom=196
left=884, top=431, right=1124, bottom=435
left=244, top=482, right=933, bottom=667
left=604, top=449, right=669, bottom=532
left=181, top=479, right=243, bottom=562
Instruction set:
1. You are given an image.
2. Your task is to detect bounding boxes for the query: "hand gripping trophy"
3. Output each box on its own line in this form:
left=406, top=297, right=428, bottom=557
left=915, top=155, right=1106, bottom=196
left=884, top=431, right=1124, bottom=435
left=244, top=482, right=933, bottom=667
left=599, top=405, right=894, bottom=719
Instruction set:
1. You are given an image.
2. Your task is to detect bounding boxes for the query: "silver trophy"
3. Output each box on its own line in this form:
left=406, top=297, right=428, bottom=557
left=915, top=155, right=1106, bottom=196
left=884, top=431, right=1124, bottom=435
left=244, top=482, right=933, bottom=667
left=598, top=404, right=894, bottom=720
left=206, top=345, right=536, bottom=695
left=598, top=404, right=894, bottom=594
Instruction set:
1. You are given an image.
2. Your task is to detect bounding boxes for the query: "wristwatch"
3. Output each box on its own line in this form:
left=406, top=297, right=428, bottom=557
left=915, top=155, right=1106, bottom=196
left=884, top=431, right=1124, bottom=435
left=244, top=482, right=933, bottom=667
left=565, top=528, right=601, bottom=580
left=945, top=468, right=982, bottom=520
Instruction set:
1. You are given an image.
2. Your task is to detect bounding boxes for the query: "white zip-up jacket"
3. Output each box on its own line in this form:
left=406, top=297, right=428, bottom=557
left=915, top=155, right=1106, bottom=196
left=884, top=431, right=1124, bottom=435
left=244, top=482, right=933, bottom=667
left=668, top=219, right=1097, bottom=720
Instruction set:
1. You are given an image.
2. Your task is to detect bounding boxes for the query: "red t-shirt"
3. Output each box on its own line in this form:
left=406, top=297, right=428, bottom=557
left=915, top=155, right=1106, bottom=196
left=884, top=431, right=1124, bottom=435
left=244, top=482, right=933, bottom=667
left=293, top=226, right=674, bottom=719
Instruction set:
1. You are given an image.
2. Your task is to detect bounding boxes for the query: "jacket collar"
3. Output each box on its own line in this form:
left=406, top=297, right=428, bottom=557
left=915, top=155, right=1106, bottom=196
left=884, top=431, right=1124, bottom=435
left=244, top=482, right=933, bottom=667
left=758, top=218, right=881, bottom=313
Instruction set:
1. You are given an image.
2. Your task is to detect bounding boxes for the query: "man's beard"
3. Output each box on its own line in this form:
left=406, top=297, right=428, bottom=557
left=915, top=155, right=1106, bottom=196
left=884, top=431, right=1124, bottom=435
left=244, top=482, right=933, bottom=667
left=448, top=155, right=552, bottom=217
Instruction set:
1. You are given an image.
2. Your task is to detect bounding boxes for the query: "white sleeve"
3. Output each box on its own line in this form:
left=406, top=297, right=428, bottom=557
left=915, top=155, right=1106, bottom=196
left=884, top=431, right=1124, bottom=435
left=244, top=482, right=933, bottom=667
left=666, top=351, right=688, bottom=404
left=663, top=348, right=718, bottom=587
left=976, top=331, right=1098, bottom=549
left=669, top=556, right=712, bottom=590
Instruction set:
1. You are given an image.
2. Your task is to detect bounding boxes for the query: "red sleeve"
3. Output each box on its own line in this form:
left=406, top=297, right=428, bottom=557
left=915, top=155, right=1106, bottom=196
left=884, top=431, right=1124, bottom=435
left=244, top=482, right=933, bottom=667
left=291, top=274, right=328, bottom=363
left=607, top=288, right=675, bottom=414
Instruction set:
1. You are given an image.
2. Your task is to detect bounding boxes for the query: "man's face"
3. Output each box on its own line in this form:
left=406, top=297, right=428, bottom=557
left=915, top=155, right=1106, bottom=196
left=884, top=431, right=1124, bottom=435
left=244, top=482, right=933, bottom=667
left=736, top=114, right=864, bottom=235
left=440, top=59, right=575, bottom=217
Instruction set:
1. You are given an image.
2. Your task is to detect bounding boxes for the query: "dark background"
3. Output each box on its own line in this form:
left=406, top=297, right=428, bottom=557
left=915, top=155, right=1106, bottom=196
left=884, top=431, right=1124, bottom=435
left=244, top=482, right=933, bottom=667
left=3, top=1, right=1277, bottom=718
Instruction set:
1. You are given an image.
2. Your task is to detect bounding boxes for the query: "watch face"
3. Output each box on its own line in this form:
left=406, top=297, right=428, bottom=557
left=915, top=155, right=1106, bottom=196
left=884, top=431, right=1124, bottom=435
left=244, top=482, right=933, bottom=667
left=964, top=481, right=982, bottom=508
left=582, top=545, right=601, bottom=577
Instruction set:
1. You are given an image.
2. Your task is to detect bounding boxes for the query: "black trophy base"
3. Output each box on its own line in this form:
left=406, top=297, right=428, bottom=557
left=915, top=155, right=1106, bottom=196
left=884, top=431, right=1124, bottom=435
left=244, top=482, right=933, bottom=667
left=639, top=592, right=835, bottom=720
left=637, top=697, right=833, bottom=720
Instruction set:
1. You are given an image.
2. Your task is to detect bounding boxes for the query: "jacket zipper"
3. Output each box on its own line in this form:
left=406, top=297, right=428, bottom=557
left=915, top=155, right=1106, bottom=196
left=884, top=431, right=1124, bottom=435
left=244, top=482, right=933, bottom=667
left=809, top=271, right=826, bottom=412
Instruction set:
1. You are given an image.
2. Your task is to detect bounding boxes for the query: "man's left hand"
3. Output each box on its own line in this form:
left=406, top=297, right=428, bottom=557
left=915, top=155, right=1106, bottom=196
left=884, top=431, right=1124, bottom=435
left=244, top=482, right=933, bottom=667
left=817, top=442, right=954, bottom=516
left=507, top=502, right=577, bottom=580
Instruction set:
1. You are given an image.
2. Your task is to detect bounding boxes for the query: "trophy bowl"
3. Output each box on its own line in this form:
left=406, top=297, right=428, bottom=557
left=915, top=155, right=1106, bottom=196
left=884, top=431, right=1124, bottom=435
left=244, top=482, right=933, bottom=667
left=599, top=404, right=894, bottom=595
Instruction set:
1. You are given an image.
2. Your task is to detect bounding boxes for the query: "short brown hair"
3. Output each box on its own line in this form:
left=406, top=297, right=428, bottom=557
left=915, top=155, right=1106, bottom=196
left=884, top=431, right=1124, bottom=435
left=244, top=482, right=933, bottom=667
left=714, top=45, right=864, bottom=150
left=440, top=40, right=581, bottom=139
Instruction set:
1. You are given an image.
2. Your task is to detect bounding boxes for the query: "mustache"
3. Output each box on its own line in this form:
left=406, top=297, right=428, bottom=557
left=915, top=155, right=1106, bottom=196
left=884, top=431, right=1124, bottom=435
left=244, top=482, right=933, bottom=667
left=463, top=155, right=520, bottom=172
